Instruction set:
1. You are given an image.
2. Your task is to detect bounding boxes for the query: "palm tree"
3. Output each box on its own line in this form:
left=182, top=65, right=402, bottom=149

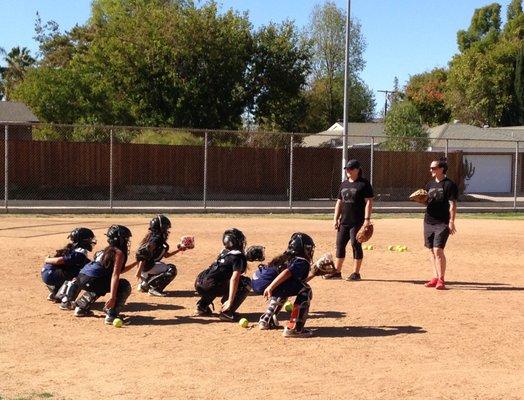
left=1, top=46, right=36, bottom=100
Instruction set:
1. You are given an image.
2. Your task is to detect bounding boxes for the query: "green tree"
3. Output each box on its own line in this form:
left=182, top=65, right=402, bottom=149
left=305, top=1, right=369, bottom=127
left=405, top=68, right=451, bottom=126
left=384, top=101, right=428, bottom=151
left=301, top=76, right=374, bottom=132
left=457, top=3, right=501, bottom=52
left=446, top=2, right=523, bottom=126
left=15, top=0, right=254, bottom=137
left=516, top=41, right=524, bottom=124
left=248, top=21, right=311, bottom=136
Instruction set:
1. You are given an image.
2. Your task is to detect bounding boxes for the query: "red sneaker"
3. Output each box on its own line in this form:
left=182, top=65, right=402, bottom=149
left=424, top=277, right=438, bottom=287
left=435, top=279, right=446, bottom=290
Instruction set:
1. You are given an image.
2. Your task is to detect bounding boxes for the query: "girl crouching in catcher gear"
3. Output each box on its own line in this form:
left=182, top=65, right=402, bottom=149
left=194, top=228, right=251, bottom=322
left=41, top=228, right=96, bottom=303
left=253, top=232, right=316, bottom=338
left=73, top=225, right=137, bottom=324
left=135, top=215, right=191, bottom=297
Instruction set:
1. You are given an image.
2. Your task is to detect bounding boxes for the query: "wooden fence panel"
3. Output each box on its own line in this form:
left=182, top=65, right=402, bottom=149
left=2, top=140, right=467, bottom=200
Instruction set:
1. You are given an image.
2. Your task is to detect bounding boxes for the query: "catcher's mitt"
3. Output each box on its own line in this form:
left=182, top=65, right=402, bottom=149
left=311, top=253, right=337, bottom=276
left=178, top=236, right=195, bottom=250
left=246, top=245, right=265, bottom=262
left=356, top=223, right=374, bottom=243
left=409, top=189, right=428, bottom=204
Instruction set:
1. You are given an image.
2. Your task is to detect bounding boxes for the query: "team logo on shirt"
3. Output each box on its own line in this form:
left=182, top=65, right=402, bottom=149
left=428, top=188, right=444, bottom=202
left=341, top=188, right=357, bottom=203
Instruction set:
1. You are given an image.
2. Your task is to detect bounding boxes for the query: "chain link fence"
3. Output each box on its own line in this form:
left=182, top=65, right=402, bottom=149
left=1, top=122, right=522, bottom=212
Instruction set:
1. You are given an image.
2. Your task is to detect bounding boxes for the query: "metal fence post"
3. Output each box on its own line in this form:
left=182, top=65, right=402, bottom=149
left=203, top=131, right=208, bottom=210
left=4, top=124, right=8, bottom=211
left=289, top=134, right=294, bottom=210
left=445, top=139, right=449, bottom=159
left=514, top=141, right=519, bottom=210
left=370, top=136, right=374, bottom=186
left=109, top=129, right=114, bottom=210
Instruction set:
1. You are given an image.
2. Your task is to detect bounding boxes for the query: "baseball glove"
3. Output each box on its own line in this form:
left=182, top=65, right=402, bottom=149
left=356, top=223, right=374, bottom=243
left=246, top=245, right=265, bottom=262
left=311, top=253, right=337, bottom=276
left=409, top=189, right=428, bottom=204
left=178, top=236, right=195, bottom=250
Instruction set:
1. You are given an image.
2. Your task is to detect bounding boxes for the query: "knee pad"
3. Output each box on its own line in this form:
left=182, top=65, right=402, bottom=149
left=288, top=286, right=312, bottom=331
left=60, top=279, right=81, bottom=303
left=55, top=281, right=69, bottom=300
left=148, top=265, right=177, bottom=292
left=116, top=279, right=132, bottom=307
left=75, top=291, right=98, bottom=310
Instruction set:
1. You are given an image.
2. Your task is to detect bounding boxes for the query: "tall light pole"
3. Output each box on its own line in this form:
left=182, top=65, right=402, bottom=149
left=341, top=0, right=351, bottom=180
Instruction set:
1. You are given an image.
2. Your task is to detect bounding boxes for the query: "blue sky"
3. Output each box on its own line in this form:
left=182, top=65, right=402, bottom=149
left=0, top=0, right=515, bottom=113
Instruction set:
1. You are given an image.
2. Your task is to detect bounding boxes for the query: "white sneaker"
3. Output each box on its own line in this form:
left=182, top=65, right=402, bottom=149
left=283, top=327, right=313, bottom=338
left=148, top=288, right=166, bottom=297
left=258, top=320, right=270, bottom=330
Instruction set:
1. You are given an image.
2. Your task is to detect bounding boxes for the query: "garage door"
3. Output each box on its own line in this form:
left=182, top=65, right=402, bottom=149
left=464, top=154, right=512, bottom=193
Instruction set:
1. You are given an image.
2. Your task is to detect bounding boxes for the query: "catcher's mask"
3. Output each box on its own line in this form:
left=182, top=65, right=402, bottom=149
left=223, top=228, right=246, bottom=251
left=149, top=214, right=171, bottom=239
left=106, top=225, right=132, bottom=254
left=68, top=227, right=96, bottom=251
left=286, top=232, right=315, bottom=261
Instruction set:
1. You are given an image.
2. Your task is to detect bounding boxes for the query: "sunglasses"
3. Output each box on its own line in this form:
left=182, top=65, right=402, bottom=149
left=429, top=166, right=440, bottom=170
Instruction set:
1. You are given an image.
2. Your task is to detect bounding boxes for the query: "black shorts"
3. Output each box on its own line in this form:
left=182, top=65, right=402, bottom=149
left=424, top=222, right=450, bottom=249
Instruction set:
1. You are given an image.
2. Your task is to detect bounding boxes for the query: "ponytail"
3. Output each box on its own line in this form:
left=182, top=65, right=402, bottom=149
left=438, top=157, right=448, bottom=174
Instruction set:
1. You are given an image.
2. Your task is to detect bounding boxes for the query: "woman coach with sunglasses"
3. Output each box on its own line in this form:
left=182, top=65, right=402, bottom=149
left=326, top=159, right=374, bottom=281
left=423, top=157, right=458, bottom=290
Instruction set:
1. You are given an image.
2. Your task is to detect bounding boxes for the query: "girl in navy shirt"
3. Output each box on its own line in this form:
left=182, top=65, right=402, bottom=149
left=74, top=225, right=136, bottom=324
left=41, top=228, right=95, bottom=302
left=253, top=232, right=316, bottom=338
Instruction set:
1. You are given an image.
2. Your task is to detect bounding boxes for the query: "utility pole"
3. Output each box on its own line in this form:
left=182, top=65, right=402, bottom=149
left=377, top=89, right=398, bottom=119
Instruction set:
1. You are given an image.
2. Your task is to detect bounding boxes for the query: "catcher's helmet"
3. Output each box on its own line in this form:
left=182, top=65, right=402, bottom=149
left=149, top=214, right=171, bottom=238
left=106, top=225, right=132, bottom=253
left=68, top=227, right=96, bottom=251
left=223, top=228, right=246, bottom=251
left=286, top=232, right=315, bottom=261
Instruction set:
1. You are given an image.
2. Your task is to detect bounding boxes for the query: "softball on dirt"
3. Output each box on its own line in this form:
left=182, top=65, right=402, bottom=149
left=368, top=245, right=374, bottom=250
left=113, top=318, right=123, bottom=328
left=362, top=244, right=368, bottom=250
left=284, top=301, right=293, bottom=312
left=388, top=245, right=394, bottom=251
left=239, top=318, right=249, bottom=328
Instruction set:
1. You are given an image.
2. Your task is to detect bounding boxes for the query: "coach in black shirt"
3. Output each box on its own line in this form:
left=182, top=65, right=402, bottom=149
left=423, top=158, right=458, bottom=290
left=327, top=159, right=374, bottom=281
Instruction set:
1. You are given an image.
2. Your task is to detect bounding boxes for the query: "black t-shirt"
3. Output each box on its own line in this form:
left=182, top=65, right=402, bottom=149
left=204, top=249, right=247, bottom=285
left=337, top=177, right=374, bottom=225
left=425, top=177, right=458, bottom=225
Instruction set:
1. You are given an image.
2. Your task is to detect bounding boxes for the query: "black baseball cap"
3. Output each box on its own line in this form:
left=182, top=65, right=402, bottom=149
left=344, top=159, right=360, bottom=170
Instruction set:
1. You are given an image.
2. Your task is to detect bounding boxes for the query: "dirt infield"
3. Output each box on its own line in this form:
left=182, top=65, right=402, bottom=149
left=1, top=215, right=523, bottom=400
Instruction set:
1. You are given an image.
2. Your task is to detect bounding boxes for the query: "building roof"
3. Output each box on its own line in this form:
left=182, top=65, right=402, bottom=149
left=302, top=122, right=386, bottom=147
left=427, top=123, right=522, bottom=151
left=0, top=101, right=39, bottom=123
